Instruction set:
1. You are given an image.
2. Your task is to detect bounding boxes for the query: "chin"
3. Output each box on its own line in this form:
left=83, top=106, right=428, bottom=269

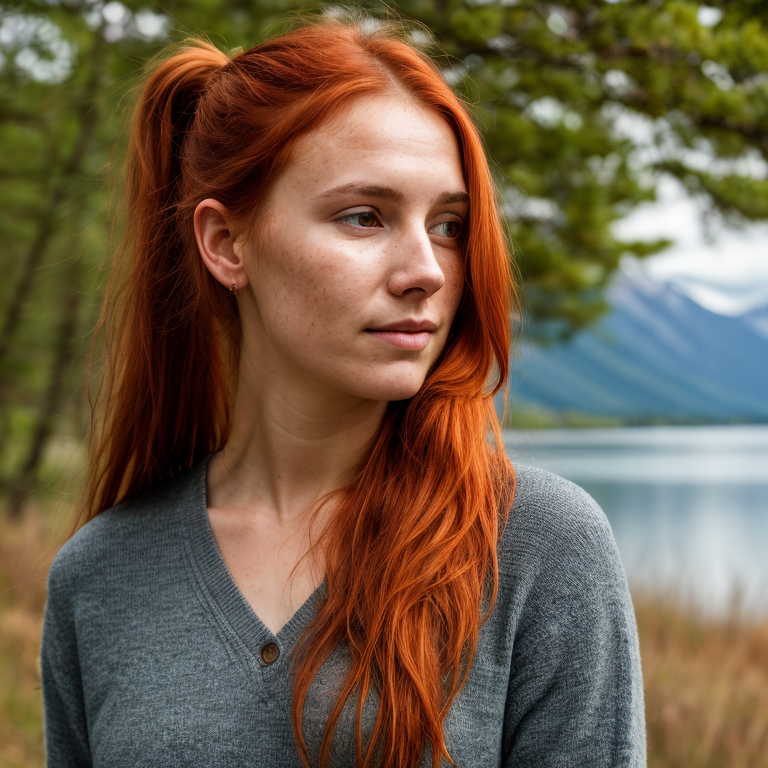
left=349, top=368, right=429, bottom=403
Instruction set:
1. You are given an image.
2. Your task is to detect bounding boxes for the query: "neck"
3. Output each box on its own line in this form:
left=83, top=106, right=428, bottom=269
left=207, top=357, right=387, bottom=527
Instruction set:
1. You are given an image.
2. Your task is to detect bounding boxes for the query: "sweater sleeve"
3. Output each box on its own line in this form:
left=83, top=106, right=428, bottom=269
left=40, top=548, right=92, bottom=768
left=502, top=481, right=646, bottom=767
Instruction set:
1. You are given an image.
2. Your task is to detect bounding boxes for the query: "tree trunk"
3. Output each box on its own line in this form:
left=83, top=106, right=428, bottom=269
left=0, top=32, right=106, bottom=364
left=8, top=252, right=84, bottom=518
left=2, top=30, right=107, bottom=513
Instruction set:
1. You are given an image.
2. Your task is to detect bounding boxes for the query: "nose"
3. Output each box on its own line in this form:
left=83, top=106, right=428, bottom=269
left=386, top=224, right=446, bottom=298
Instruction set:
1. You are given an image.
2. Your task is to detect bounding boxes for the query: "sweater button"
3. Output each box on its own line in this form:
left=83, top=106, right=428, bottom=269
left=260, top=641, right=280, bottom=665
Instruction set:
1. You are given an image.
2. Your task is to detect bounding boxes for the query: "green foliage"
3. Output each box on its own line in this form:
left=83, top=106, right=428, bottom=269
left=1, top=0, right=767, bottom=501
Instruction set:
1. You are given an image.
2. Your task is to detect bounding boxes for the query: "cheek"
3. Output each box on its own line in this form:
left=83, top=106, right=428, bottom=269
left=256, top=237, right=366, bottom=339
left=298, top=256, right=362, bottom=328
left=443, top=254, right=466, bottom=318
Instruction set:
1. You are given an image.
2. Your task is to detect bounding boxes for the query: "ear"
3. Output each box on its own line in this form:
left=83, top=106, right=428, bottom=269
left=194, top=199, right=249, bottom=292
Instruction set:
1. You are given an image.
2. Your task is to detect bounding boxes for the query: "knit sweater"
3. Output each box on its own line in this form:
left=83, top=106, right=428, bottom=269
left=41, top=459, right=646, bottom=767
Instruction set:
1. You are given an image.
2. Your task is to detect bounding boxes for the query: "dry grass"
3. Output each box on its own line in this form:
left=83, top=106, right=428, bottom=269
left=636, top=596, right=768, bottom=768
left=0, top=503, right=68, bottom=768
left=1, top=505, right=767, bottom=768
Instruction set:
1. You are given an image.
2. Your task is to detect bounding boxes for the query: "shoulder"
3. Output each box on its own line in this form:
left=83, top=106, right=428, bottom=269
left=47, top=462, right=206, bottom=601
left=490, top=467, right=646, bottom=765
left=498, top=464, right=624, bottom=597
left=492, top=466, right=640, bottom=705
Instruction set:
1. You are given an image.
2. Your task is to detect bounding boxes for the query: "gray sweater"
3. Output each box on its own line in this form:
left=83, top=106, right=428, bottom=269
left=41, top=459, right=646, bottom=767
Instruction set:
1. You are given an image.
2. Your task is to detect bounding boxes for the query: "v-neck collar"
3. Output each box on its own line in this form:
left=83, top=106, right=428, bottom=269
left=182, top=455, right=328, bottom=663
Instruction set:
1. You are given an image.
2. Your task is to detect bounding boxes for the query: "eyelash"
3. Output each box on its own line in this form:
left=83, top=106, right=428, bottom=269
left=336, top=210, right=464, bottom=239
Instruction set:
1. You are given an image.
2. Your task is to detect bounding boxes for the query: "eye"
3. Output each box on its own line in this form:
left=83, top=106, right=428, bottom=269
left=429, top=219, right=463, bottom=239
left=337, top=210, right=382, bottom=229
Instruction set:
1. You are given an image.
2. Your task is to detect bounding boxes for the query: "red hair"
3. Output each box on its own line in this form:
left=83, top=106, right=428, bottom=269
left=85, top=17, right=517, bottom=767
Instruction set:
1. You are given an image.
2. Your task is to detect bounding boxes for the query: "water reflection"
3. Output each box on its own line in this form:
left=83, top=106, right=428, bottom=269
left=504, top=425, right=768, bottom=617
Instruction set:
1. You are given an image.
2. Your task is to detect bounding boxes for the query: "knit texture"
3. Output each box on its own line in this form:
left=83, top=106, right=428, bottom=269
left=41, top=460, right=646, bottom=767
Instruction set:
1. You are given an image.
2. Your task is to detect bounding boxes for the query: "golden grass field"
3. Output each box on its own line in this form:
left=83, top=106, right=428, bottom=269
left=1, top=501, right=767, bottom=768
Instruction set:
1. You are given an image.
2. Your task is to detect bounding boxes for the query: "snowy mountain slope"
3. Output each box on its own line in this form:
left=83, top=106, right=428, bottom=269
left=513, top=268, right=768, bottom=420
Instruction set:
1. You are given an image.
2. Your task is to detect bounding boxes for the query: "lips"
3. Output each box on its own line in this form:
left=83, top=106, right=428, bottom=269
left=367, top=319, right=438, bottom=333
left=365, top=319, right=437, bottom=351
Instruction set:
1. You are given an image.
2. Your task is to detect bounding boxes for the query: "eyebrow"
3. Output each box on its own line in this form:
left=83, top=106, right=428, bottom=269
left=317, top=183, right=469, bottom=207
left=436, top=191, right=470, bottom=206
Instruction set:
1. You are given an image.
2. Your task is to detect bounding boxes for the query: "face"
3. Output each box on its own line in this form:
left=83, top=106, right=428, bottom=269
left=236, top=93, right=468, bottom=404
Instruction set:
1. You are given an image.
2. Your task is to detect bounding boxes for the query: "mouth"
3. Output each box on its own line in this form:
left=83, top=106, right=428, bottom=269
left=365, top=319, right=438, bottom=351
left=367, top=319, right=438, bottom=333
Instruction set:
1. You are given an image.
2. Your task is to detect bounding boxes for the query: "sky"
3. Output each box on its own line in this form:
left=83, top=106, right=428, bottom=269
left=614, top=176, right=768, bottom=317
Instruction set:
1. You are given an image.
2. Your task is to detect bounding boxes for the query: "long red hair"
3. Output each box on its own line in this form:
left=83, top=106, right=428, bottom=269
left=85, top=17, right=517, bottom=768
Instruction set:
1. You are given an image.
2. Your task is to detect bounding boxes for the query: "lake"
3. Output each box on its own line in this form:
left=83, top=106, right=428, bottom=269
left=503, top=425, right=768, bottom=618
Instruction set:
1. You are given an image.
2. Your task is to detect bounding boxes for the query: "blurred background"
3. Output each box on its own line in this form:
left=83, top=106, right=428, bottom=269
left=1, top=0, right=767, bottom=765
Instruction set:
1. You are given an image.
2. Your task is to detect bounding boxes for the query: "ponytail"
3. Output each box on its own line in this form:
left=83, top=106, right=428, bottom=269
left=83, top=41, right=234, bottom=522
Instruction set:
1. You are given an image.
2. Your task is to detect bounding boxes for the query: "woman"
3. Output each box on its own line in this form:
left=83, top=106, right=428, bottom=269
left=41, top=16, right=645, bottom=768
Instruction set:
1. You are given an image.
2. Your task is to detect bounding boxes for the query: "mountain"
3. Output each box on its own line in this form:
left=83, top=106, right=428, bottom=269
left=513, top=265, right=768, bottom=421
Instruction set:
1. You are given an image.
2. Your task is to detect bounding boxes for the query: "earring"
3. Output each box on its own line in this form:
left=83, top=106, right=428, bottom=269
left=230, top=280, right=236, bottom=296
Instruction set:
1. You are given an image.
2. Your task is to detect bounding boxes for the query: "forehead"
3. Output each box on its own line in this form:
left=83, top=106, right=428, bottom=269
left=278, top=93, right=466, bottom=196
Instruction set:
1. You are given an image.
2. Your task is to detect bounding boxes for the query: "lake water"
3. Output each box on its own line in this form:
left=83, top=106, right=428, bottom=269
left=503, top=425, right=768, bottom=618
